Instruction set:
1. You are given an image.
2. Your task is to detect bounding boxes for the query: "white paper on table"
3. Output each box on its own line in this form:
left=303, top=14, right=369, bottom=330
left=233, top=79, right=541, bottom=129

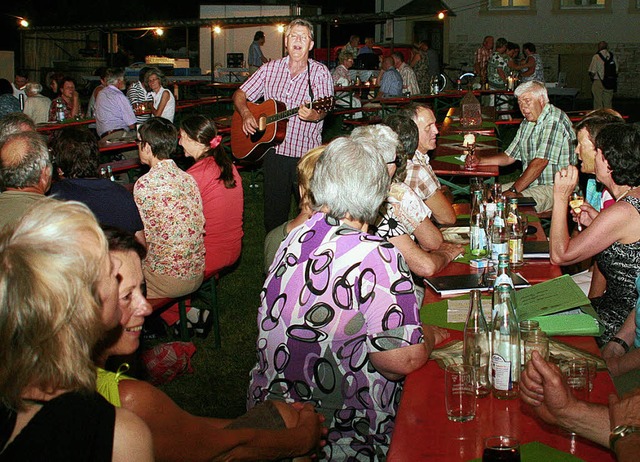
left=447, top=298, right=493, bottom=323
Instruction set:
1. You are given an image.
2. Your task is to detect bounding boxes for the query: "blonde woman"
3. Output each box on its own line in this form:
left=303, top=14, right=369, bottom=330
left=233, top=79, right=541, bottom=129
left=0, top=199, right=152, bottom=461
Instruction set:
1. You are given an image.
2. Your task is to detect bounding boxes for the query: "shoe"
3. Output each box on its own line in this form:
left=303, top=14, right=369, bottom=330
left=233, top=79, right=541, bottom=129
left=188, top=307, right=213, bottom=338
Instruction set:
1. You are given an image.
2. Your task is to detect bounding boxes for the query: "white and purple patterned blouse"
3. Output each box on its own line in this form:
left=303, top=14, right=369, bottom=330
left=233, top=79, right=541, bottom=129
left=248, top=213, right=423, bottom=459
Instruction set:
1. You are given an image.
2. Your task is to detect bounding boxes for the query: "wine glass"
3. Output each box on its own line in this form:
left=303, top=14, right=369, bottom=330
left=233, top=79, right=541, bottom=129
left=570, top=191, right=584, bottom=232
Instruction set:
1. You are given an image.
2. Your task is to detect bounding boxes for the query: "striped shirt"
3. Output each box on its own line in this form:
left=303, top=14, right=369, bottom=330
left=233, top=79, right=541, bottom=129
left=505, top=103, right=576, bottom=186
left=126, top=81, right=153, bottom=124
left=240, top=56, right=333, bottom=158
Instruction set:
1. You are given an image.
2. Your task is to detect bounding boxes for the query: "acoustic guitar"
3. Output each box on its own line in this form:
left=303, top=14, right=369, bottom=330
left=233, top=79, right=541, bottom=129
left=231, top=97, right=334, bottom=163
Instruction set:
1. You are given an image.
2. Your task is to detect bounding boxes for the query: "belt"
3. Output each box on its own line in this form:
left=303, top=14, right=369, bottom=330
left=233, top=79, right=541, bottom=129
left=100, top=129, right=126, bottom=140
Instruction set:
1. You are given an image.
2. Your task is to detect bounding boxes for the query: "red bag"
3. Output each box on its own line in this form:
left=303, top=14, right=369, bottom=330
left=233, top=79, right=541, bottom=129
left=141, top=341, right=196, bottom=385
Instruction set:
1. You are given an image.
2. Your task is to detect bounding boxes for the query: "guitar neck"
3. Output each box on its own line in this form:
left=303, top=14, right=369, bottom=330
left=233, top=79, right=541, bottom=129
left=266, top=107, right=301, bottom=125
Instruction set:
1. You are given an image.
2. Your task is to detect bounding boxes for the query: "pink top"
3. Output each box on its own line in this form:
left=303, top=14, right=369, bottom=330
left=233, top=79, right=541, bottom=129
left=187, top=156, right=244, bottom=276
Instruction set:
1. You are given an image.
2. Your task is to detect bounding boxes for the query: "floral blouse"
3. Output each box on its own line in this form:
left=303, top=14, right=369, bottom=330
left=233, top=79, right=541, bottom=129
left=134, top=159, right=205, bottom=279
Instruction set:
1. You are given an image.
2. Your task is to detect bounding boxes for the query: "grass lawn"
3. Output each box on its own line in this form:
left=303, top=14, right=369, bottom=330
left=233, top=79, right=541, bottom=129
left=156, top=169, right=267, bottom=419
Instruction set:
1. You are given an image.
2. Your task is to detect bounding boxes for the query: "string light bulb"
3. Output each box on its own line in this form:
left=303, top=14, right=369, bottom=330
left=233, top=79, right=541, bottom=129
left=438, top=11, right=446, bottom=20
left=18, top=18, right=29, bottom=28
left=154, top=28, right=164, bottom=37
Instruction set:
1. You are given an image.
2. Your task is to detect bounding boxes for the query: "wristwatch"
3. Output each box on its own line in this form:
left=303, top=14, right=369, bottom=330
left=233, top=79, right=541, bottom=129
left=610, top=336, right=630, bottom=353
left=609, top=425, right=640, bottom=451
left=508, top=185, right=518, bottom=194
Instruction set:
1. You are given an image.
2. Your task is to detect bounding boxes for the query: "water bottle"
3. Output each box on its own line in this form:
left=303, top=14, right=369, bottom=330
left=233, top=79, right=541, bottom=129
left=463, top=290, right=491, bottom=397
left=491, top=285, right=521, bottom=400
left=470, top=190, right=487, bottom=257
left=56, top=100, right=65, bottom=122
left=490, top=202, right=508, bottom=264
left=507, top=198, right=524, bottom=267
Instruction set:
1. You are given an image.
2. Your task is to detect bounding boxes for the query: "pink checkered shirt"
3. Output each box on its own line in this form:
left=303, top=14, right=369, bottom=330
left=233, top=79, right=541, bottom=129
left=240, top=56, right=334, bottom=158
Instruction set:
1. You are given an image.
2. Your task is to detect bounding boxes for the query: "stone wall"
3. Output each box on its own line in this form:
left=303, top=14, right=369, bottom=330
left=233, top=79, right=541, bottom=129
left=447, top=42, right=640, bottom=98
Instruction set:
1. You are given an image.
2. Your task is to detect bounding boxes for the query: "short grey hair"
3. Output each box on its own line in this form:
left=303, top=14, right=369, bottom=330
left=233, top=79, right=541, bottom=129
left=350, top=124, right=399, bottom=164
left=515, top=80, right=549, bottom=104
left=0, top=113, right=36, bottom=145
left=285, top=19, right=314, bottom=41
left=1, top=131, right=51, bottom=189
left=311, top=136, right=389, bottom=224
left=25, top=82, right=42, bottom=95
left=105, top=67, right=125, bottom=86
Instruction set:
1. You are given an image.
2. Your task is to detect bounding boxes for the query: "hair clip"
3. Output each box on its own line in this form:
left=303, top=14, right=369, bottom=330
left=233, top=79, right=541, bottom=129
left=209, top=135, right=222, bottom=149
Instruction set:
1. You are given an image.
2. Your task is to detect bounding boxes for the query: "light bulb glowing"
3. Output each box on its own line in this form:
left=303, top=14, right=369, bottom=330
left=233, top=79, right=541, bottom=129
left=154, top=28, right=164, bottom=36
left=277, top=24, right=285, bottom=34
left=213, top=26, right=222, bottom=34
left=19, top=18, right=29, bottom=28
left=438, top=12, right=446, bottom=20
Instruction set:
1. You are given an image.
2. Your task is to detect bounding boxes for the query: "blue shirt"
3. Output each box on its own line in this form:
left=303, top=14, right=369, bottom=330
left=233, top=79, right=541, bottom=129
left=248, top=41, right=264, bottom=67
left=379, top=67, right=403, bottom=97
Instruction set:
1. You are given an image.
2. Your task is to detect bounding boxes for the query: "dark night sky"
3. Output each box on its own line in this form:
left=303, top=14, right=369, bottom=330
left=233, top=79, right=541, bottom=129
left=2, top=1, right=376, bottom=54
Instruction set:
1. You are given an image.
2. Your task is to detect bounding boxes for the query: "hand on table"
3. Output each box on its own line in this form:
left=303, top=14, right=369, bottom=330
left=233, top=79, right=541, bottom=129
left=431, top=326, right=451, bottom=346
left=439, top=242, right=465, bottom=261
left=520, top=350, right=578, bottom=427
left=609, top=388, right=640, bottom=428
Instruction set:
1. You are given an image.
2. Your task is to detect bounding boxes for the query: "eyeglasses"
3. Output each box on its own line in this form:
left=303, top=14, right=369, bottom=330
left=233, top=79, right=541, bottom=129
left=288, top=34, right=310, bottom=42
left=135, top=138, right=143, bottom=145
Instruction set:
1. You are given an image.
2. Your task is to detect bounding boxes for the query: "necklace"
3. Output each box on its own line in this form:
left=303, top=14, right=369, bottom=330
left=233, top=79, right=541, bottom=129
left=616, top=186, right=638, bottom=202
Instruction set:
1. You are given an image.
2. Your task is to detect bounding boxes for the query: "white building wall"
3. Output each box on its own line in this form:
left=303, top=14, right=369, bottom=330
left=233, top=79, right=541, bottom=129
left=199, top=5, right=290, bottom=74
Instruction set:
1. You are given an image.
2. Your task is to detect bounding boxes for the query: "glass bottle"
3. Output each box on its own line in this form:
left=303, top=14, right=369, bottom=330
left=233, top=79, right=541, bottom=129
left=56, top=100, right=66, bottom=122
left=490, top=202, right=508, bottom=264
left=107, top=165, right=115, bottom=182
left=491, top=285, right=521, bottom=399
left=99, top=167, right=107, bottom=179
left=470, top=190, right=487, bottom=257
left=463, top=290, right=491, bottom=397
left=507, top=198, right=524, bottom=267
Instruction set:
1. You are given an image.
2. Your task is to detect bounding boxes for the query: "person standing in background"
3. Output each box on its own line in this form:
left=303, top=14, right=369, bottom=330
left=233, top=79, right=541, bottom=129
left=233, top=19, right=333, bottom=232
left=589, top=41, right=617, bottom=110
left=248, top=31, right=268, bottom=74
left=474, top=36, right=494, bottom=84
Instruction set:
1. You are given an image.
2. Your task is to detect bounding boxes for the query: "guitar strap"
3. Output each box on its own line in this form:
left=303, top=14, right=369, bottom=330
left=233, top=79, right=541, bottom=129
left=307, top=60, right=314, bottom=106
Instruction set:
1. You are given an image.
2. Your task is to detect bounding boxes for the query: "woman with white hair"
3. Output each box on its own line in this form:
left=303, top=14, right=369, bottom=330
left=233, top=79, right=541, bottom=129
left=351, top=122, right=463, bottom=279
left=23, top=82, right=51, bottom=124
left=0, top=198, right=152, bottom=460
left=248, top=136, right=450, bottom=460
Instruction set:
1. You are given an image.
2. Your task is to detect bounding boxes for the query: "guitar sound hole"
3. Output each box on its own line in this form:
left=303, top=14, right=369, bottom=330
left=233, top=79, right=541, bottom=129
left=250, top=130, right=265, bottom=143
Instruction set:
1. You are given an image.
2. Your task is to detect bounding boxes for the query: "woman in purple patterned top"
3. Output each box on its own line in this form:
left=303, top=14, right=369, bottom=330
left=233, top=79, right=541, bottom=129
left=248, top=136, right=449, bottom=460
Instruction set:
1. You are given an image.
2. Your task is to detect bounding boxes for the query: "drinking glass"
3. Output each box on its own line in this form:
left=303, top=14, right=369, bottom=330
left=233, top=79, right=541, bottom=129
left=561, top=359, right=590, bottom=400
left=444, top=364, right=476, bottom=422
left=482, top=436, right=521, bottom=462
left=523, top=330, right=549, bottom=363
left=570, top=191, right=584, bottom=232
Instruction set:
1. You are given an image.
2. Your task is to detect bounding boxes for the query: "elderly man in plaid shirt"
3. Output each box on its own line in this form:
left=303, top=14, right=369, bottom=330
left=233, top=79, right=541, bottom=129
left=233, top=19, right=333, bottom=232
left=466, top=80, right=576, bottom=212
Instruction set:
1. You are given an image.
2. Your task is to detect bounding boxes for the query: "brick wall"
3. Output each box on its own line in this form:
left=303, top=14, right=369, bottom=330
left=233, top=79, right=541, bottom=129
left=447, top=42, right=639, bottom=98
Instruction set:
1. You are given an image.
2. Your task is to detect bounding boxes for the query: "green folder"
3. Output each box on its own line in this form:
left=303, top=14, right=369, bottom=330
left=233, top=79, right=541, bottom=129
left=421, top=275, right=602, bottom=336
left=469, top=441, right=584, bottom=461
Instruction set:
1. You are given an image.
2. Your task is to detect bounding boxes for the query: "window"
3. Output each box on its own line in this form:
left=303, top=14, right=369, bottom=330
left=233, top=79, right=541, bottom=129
left=552, top=0, right=611, bottom=12
left=488, top=0, right=532, bottom=9
left=483, top=0, right=536, bottom=15
left=560, top=0, right=605, bottom=8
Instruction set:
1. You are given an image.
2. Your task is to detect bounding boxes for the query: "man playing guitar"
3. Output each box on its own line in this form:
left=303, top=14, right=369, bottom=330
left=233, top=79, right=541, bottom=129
left=232, top=19, right=334, bottom=232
